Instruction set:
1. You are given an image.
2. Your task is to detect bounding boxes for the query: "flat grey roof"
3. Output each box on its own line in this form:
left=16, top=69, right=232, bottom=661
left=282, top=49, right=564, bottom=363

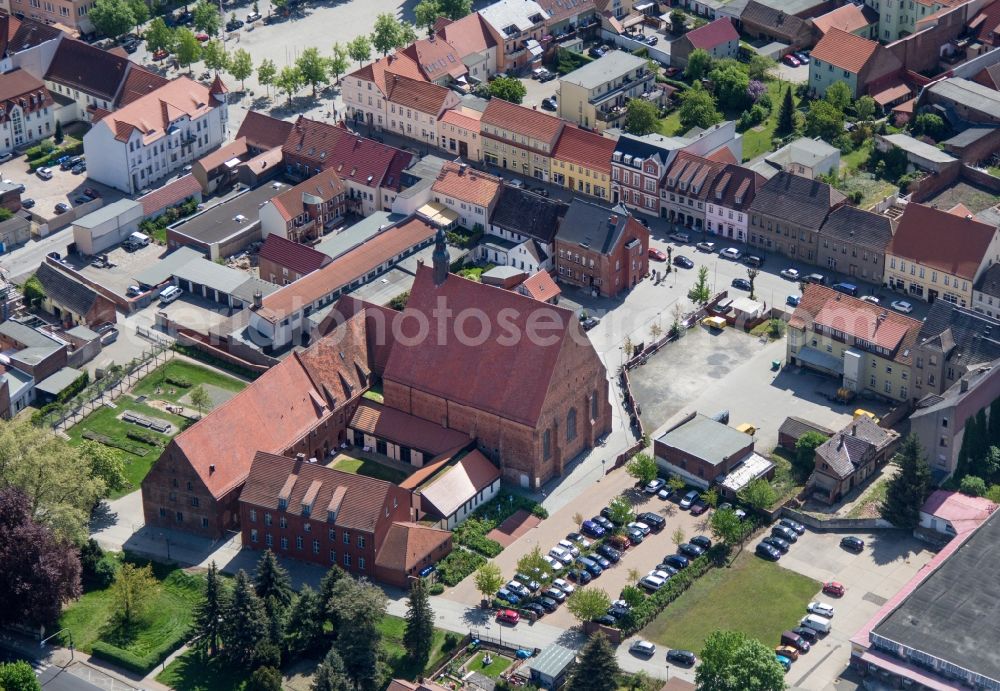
left=756, top=0, right=828, bottom=16
left=344, top=267, right=414, bottom=306
left=560, top=51, right=647, bottom=90
left=134, top=246, right=279, bottom=300
left=35, top=366, right=84, bottom=396
left=872, top=510, right=1000, bottom=684
left=529, top=644, right=576, bottom=678
left=943, top=127, right=997, bottom=147
left=74, top=199, right=142, bottom=229
left=927, top=78, right=1000, bottom=115
left=169, top=184, right=282, bottom=245
left=883, top=134, right=958, bottom=164
left=2, top=366, right=32, bottom=399
left=0, top=320, right=61, bottom=349
left=767, top=137, right=839, bottom=167
left=314, top=212, right=400, bottom=259
left=656, top=413, right=752, bottom=466
left=134, top=246, right=204, bottom=286
left=65, top=325, right=99, bottom=341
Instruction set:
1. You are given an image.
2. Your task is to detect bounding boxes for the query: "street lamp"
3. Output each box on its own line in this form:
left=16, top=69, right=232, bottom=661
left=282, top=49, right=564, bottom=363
left=40, top=628, right=73, bottom=663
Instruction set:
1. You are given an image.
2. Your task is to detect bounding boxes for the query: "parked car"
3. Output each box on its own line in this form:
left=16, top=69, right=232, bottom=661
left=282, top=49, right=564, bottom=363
left=515, top=573, right=540, bottom=592
left=644, top=478, right=666, bottom=494
left=717, top=502, right=746, bottom=519
left=720, top=247, right=742, bottom=260
left=776, top=646, right=799, bottom=661
left=666, top=649, right=696, bottom=666
left=577, top=556, right=603, bottom=577
left=195, top=32, right=210, bottom=41
left=246, top=11, right=262, bottom=21
left=523, top=602, right=545, bottom=618
left=568, top=568, right=592, bottom=584
left=580, top=315, right=600, bottom=331
left=645, top=34, right=658, bottom=45
left=497, top=588, right=520, bottom=605
left=54, top=202, right=70, bottom=214
left=121, top=38, right=139, bottom=53
left=21, top=198, right=34, bottom=208
left=588, top=46, right=606, bottom=58
left=541, top=554, right=563, bottom=572
left=593, top=515, right=614, bottom=531
left=548, top=547, right=574, bottom=565
left=772, top=525, right=798, bottom=542
left=779, top=518, right=805, bottom=535
left=678, top=543, right=704, bottom=558
left=794, top=51, right=810, bottom=63
left=566, top=532, right=591, bottom=549
left=690, top=501, right=709, bottom=516
left=552, top=578, right=575, bottom=595
left=630, top=640, right=656, bottom=657
left=71, top=162, right=86, bottom=174
left=626, top=527, right=645, bottom=544
left=762, top=536, right=789, bottom=553
left=782, top=53, right=800, bottom=67
left=541, top=97, right=557, bottom=111
left=807, top=602, right=835, bottom=618
left=663, top=554, right=689, bottom=570
left=0, top=152, right=13, bottom=163
left=607, top=534, right=631, bottom=551
left=786, top=295, right=801, bottom=307
left=638, top=512, right=665, bottom=531
left=673, top=255, right=694, bottom=269
left=226, top=18, right=244, bottom=30
left=690, top=535, right=712, bottom=549
left=840, top=536, right=865, bottom=552
left=592, top=614, right=616, bottom=626
left=679, top=489, right=698, bottom=509
left=781, top=630, right=811, bottom=652
left=800, top=614, right=831, bottom=634
left=657, top=486, right=674, bottom=499
left=506, top=581, right=529, bottom=599
left=543, top=587, right=566, bottom=603
left=557, top=539, right=580, bottom=558
left=581, top=519, right=605, bottom=538
left=627, top=521, right=650, bottom=536
left=639, top=575, right=665, bottom=591
left=36, top=167, right=53, bottom=180
left=731, top=277, right=751, bottom=291
left=597, top=544, right=621, bottom=563
left=653, top=563, right=678, bottom=577
left=780, top=268, right=801, bottom=281
left=775, top=654, right=792, bottom=672
left=744, top=254, right=764, bottom=267
left=591, top=554, right=611, bottom=569
left=793, top=626, right=818, bottom=643
left=822, top=581, right=845, bottom=597
left=648, top=247, right=667, bottom=262
left=861, top=295, right=880, bottom=304
left=669, top=231, right=690, bottom=243
left=695, top=241, right=716, bottom=253
left=538, top=596, right=558, bottom=612
left=496, top=609, right=519, bottom=624
left=756, top=542, right=781, bottom=561
left=891, top=300, right=913, bottom=314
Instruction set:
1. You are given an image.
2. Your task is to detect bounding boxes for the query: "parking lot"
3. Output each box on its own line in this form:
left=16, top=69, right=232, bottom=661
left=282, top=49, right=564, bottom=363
left=521, top=73, right=560, bottom=111
left=71, top=243, right=165, bottom=297
left=0, top=151, right=123, bottom=219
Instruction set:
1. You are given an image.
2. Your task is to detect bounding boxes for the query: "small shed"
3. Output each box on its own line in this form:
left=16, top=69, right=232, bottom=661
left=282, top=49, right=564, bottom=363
left=778, top=416, right=835, bottom=451
left=72, top=199, right=143, bottom=256
left=528, top=644, right=576, bottom=688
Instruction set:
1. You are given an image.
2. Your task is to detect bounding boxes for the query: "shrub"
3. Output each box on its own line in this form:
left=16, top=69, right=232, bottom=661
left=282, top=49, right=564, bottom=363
left=165, top=375, right=192, bottom=388
left=428, top=582, right=445, bottom=595
left=531, top=504, right=549, bottom=519
left=126, top=428, right=162, bottom=446
left=91, top=636, right=185, bottom=675
left=437, top=549, right=485, bottom=586
left=442, top=632, right=461, bottom=651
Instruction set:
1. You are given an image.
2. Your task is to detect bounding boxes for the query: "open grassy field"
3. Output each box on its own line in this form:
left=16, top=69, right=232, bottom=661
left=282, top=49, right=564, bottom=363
left=332, top=455, right=409, bottom=484
left=642, top=550, right=819, bottom=652
left=133, top=360, right=247, bottom=404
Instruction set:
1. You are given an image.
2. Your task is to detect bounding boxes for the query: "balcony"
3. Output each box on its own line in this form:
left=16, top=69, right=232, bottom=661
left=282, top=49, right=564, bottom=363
left=589, top=73, right=653, bottom=107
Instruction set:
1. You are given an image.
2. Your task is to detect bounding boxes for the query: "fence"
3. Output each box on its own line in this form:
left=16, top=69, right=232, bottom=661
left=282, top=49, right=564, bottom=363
left=467, top=629, right=536, bottom=655
left=780, top=507, right=899, bottom=532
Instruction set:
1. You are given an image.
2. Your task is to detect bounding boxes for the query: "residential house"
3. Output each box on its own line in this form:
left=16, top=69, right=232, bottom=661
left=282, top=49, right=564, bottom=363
left=787, top=283, right=923, bottom=402
left=704, top=164, right=765, bottom=243
left=777, top=415, right=835, bottom=451
left=809, top=415, right=900, bottom=503
left=402, top=448, right=501, bottom=529
left=84, top=77, right=229, bottom=194
left=747, top=171, right=846, bottom=263
left=659, top=151, right=726, bottom=232
left=810, top=3, right=879, bottom=38
left=190, top=137, right=250, bottom=194
left=434, top=12, right=501, bottom=81
left=281, top=117, right=413, bottom=216
left=34, top=261, right=116, bottom=328
left=557, top=51, right=660, bottom=131
left=257, top=234, right=332, bottom=285
left=809, top=28, right=903, bottom=98
left=478, top=0, right=550, bottom=72
left=554, top=198, right=648, bottom=297
left=817, top=205, right=894, bottom=284
left=0, top=320, right=64, bottom=418
left=0, top=68, right=53, bottom=155
left=43, top=38, right=130, bottom=123
left=483, top=185, right=566, bottom=272
left=739, top=0, right=817, bottom=49
left=517, top=269, right=561, bottom=303
left=431, top=160, right=501, bottom=230
left=911, top=302, right=1000, bottom=400
left=400, top=34, right=468, bottom=85
left=670, top=18, right=740, bottom=68
left=920, top=77, right=1000, bottom=127
left=969, top=0, right=1000, bottom=48
left=258, top=167, right=347, bottom=243
left=0, top=14, right=62, bottom=78
left=384, top=74, right=461, bottom=149
left=480, top=97, right=564, bottom=181
left=885, top=202, right=1000, bottom=308
left=437, top=106, right=482, bottom=161
left=911, top=363, right=1000, bottom=478
left=550, top=124, right=616, bottom=201
left=866, top=0, right=969, bottom=41
left=918, top=490, right=998, bottom=540
left=974, top=263, right=1000, bottom=319
left=342, top=53, right=426, bottom=131
left=764, top=137, right=840, bottom=179
left=236, top=109, right=294, bottom=154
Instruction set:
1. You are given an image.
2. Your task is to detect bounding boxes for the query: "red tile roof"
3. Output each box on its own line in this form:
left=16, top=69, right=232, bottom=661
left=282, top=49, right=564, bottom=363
left=482, top=97, right=564, bottom=145
left=401, top=35, right=467, bottom=81
left=811, top=28, right=880, bottom=74
left=138, top=174, right=202, bottom=217
left=431, top=160, right=502, bottom=208
left=116, top=66, right=170, bottom=107
left=0, top=68, right=52, bottom=122
left=435, top=12, right=497, bottom=58
left=684, top=17, right=739, bottom=50
left=374, top=522, right=452, bottom=574
left=258, top=234, right=331, bottom=276
left=194, top=137, right=249, bottom=173
left=419, top=449, right=500, bottom=518
left=811, top=3, right=878, bottom=35
left=922, top=489, right=997, bottom=529
left=888, top=203, right=997, bottom=281
left=970, top=0, right=1000, bottom=44
left=236, top=110, right=294, bottom=151
left=385, top=73, right=454, bottom=115
left=382, top=265, right=579, bottom=427
left=100, top=77, right=216, bottom=144
left=347, top=53, right=425, bottom=95
left=706, top=146, right=738, bottom=164
left=552, top=125, right=616, bottom=174
left=270, top=167, right=346, bottom=221
left=349, top=400, right=471, bottom=455
left=518, top=270, right=561, bottom=302
left=439, top=107, right=482, bottom=132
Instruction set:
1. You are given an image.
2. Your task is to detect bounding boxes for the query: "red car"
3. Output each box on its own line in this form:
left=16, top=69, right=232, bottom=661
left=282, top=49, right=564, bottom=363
left=690, top=501, right=709, bottom=516
left=782, top=54, right=800, bottom=67
left=648, top=247, right=667, bottom=262
left=195, top=32, right=210, bottom=41
left=153, top=48, right=168, bottom=60
left=496, top=609, right=519, bottom=624
left=822, top=581, right=845, bottom=597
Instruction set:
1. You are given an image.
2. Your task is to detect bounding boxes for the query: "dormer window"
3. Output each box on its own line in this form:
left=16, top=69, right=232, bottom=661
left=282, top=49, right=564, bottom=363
left=715, top=188, right=723, bottom=200
left=735, top=194, right=743, bottom=204
left=613, top=151, right=621, bottom=161
left=327, top=509, right=337, bottom=522
left=278, top=497, right=288, bottom=510
left=667, top=177, right=675, bottom=186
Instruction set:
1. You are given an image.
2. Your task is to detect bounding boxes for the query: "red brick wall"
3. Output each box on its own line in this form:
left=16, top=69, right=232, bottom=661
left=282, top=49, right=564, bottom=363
left=374, top=533, right=453, bottom=588
left=141, top=443, right=236, bottom=539
left=85, top=294, right=118, bottom=328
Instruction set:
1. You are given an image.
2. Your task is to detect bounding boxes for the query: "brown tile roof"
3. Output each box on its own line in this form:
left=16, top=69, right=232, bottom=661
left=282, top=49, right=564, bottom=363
left=971, top=63, right=1000, bottom=90
left=537, top=0, right=595, bottom=23
left=241, top=452, right=400, bottom=531
left=1, top=14, right=61, bottom=53
left=518, top=270, right=561, bottom=302
left=0, top=68, right=52, bottom=121
left=194, top=137, right=249, bottom=173
left=397, top=445, right=468, bottom=490
left=663, top=151, right=726, bottom=201
left=888, top=203, right=997, bottom=281
left=439, top=106, right=482, bottom=132
left=435, top=12, right=497, bottom=57
left=347, top=53, right=425, bottom=95
left=811, top=28, right=880, bottom=74
left=811, top=3, right=878, bottom=35
left=374, top=522, right=453, bottom=575
left=790, top=284, right=922, bottom=363
left=684, top=17, right=739, bottom=50
left=138, top=174, right=201, bottom=216
left=401, top=35, right=467, bottom=81
left=419, top=450, right=500, bottom=517
left=209, top=73, right=228, bottom=96
left=258, top=234, right=331, bottom=276
left=482, top=97, right=564, bottom=145
left=260, top=216, right=436, bottom=319
left=706, top=146, right=738, bottom=164
left=45, top=38, right=129, bottom=101
left=431, top=160, right=502, bottom=208
left=236, top=110, right=294, bottom=151
left=116, top=66, right=170, bottom=107
left=270, top=167, right=346, bottom=221
left=552, top=125, right=615, bottom=174
left=382, top=265, right=579, bottom=427
left=100, top=77, right=216, bottom=145
left=385, top=73, right=453, bottom=115
left=710, top=164, right=764, bottom=211
left=349, top=400, right=471, bottom=455
left=970, top=0, right=1000, bottom=44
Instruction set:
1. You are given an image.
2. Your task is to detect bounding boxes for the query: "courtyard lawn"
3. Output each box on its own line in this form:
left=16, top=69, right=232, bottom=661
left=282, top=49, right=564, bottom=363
left=642, top=550, right=819, bottom=653
left=157, top=650, right=249, bottom=691
left=379, top=614, right=451, bottom=680
left=60, top=557, right=204, bottom=673
left=132, top=360, right=247, bottom=404
left=468, top=651, right=513, bottom=678
left=332, top=455, right=409, bottom=484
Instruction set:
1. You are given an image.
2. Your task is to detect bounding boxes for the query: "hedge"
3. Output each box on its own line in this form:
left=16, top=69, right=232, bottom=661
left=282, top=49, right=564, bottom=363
left=81, top=430, right=151, bottom=456
left=91, top=637, right=184, bottom=675
left=126, top=428, right=163, bottom=446
left=27, top=140, right=83, bottom=171
left=437, top=548, right=485, bottom=586
left=171, top=343, right=261, bottom=381
left=165, top=375, right=192, bottom=388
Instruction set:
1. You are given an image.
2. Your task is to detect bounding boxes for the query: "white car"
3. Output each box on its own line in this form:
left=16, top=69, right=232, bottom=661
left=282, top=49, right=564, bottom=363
left=640, top=575, right=666, bottom=591
left=720, top=247, right=742, bottom=260
left=644, top=478, right=665, bottom=494
left=36, top=166, right=53, bottom=180
left=548, top=547, right=574, bottom=565
left=557, top=539, right=581, bottom=558
left=780, top=268, right=801, bottom=281
left=807, top=601, right=835, bottom=618
left=860, top=295, right=880, bottom=305
left=630, top=640, right=656, bottom=656
left=680, top=489, right=699, bottom=509
left=542, top=554, right=564, bottom=572
left=627, top=521, right=651, bottom=536
left=552, top=578, right=576, bottom=595
left=891, top=300, right=913, bottom=314
left=648, top=569, right=672, bottom=580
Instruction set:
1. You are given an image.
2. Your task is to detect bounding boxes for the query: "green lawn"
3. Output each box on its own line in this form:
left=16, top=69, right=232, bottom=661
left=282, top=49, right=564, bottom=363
left=379, top=614, right=450, bottom=680
left=841, top=142, right=873, bottom=173
left=66, top=398, right=192, bottom=498
left=770, top=448, right=808, bottom=509
left=133, top=360, right=247, bottom=404
left=60, top=557, right=204, bottom=671
left=332, top=455, right=409, bottom=484
left=657, top=108, right=683, bottom=136
left=157, top=649, right=249, bottom=691
left=642, top=551, right=819, bottom=652
left=468, top=651, right=513, bottom=678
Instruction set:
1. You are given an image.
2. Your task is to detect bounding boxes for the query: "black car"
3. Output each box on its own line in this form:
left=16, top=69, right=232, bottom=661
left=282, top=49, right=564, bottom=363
left=541, top=97, right=557, bottom=111
left=581, top=316, right=600, bottom=331
left=599, top=506, right=620, bottom=523
left=638, top=512, right=665, bottom=531
left=122, top=39, right=139, bottom=53
left=71, top=162, right=87, bottom=174
left=515, top=572, right=541, bottom=592
left=756, top=542, right=780, bottom=561
left=588, top=46, right=606, bottom=58
left=592, top=554, right=611, bottom=569
left=677, top=543, right=704, bottom=559
left=21, top=198, right=34, bottom=209
left=592, top=515, right=614, bottom=531
left=732, top=277, right=752, bottom=290
left=608, top=603, right=629, bottom=619
left=654, top=563, right=678, bottom=577
left=840, top=536, right=865, bottom=552
left=666, top=650, right=696, bottom=666
left=597, top=544, right=621, bottom=563
left=568, top=568, right=592, bottom=585
left=780, top=518, right=806, bottom=535
left=794, top=626, right=819, bottom=643
left=762, top=536, right=789, bottom=553
left=226, top=18, right=244, bottom=30
left=524, top=602, right=545, bottom=617
left=674, top=255, right=694, bottom=269
left=538, top=597, right=558, bottom=612
left=593, top=614, right=616, bottom=626
left=772, top=525, right=798, bottom=543
left=663, top=554, right=689, bottom=570
left=690, top=535, right=712, bottom=550
left=577, top=556, right=603, bottom=577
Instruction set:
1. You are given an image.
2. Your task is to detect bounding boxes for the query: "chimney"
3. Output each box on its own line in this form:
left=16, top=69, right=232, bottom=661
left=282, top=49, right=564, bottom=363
left=966, top=214, right=973, bottom=221
left=961, top=378, right=969, bottom=393
left=838, top=434, right=844, bottom=449
left=209, top=464, right=216, bottom=474
left=852, top=424, right=857, bottom=436
left=253, top=290, right=262, bottom=309
left=295, top=452, right=306, bottom=464
left=459, top=162, right=468, bottom=175
left=608, top=215, right=618, bottom=231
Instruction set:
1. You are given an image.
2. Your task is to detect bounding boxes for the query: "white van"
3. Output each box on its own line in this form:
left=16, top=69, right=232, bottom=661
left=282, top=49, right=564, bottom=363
left=800, top=614, right=831, bottom=634
left=159, top=285, right=183, bottom=305
left=125, top=232, right=150, bottom=250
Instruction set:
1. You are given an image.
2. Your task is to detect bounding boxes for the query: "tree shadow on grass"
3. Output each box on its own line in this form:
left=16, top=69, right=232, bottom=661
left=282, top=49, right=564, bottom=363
left=159, top=649, right=250, bottom=691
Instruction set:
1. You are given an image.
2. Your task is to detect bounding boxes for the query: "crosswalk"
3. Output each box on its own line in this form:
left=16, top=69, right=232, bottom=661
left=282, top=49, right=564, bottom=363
left=30, top=658, right=51, bottom=676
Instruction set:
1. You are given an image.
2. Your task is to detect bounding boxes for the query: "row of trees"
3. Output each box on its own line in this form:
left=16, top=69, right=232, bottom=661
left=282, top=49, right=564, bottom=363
left=412, top=0, right=474, bottom=35
left=91, top=0, right=221, bottom=39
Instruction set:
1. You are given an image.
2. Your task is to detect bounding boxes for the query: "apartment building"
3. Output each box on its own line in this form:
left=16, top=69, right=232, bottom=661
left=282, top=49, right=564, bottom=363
left=7, top=0, right=96, bottom=33
left=437, top=106, right=482, bottom=161
left=704, top=164, right=764, bottom=243
left=557, top=51, right=660, bottom=132
left=479, top=0, right=549, bottom=72
left=434, top=12, right=501, bottom=81
left=610, top=133, right=672, bottom=216
left=660, top=151, right=726, bottom=231
left=809, top=28, right=902, bottom=98
left=550, top=124, right=616, bottom=201
left=384, top=73, right=461, bottom=149
left=481, top=96, right=564, bottom=181
left=0, top=68, right=53, bottom=154
left=911, top=301, right=1000, bottom=402
left=747, top=171, right=846, bottom=263
left=342, top=53, right=425, bottom=131
left=431, top=160, right=502, bottom=230
left=258, top=167, right=346, bottom=243
left=483, top=185, right=565, bottom=271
